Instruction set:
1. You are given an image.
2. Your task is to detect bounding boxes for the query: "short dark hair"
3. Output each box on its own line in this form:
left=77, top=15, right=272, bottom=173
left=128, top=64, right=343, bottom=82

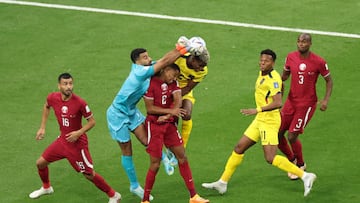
left=167, top=63, right=180, bottom=72
left=260, top=49, right=277, bottom=61
left=298, top=33, right=312, bottom=42
left=155, top=63, right=180, bottom=77
left=130, top=48, right=147, bottom=63
left=58, top=72, right=72, bottom=82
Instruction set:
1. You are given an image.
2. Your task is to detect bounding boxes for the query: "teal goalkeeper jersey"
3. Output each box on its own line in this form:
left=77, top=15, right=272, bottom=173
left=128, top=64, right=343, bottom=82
left=111, top=63, right=155, bottom=115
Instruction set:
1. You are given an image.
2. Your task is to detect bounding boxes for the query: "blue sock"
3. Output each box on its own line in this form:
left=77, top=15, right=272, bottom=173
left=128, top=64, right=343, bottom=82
left=121, top=155, right=139, bottom=190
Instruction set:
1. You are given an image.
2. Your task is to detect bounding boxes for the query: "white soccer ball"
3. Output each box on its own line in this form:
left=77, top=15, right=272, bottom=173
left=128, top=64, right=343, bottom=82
left=190, top=36, right=206, bottom=47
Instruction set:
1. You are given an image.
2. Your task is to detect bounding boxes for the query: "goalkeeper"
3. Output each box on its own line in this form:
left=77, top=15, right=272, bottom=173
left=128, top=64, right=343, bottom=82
left=106, top=37, right=200, bottom=201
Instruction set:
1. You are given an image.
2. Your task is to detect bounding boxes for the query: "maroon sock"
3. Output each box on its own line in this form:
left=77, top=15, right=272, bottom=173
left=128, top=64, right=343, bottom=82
left=38, top=167, right=50, bottom=188
left=278, top=136, right=295, bottom=161
left=291, top=140, right=304, bottom=166
left=143, top=169, right=157, bottom=201
left=179, top=161, right=196, bottom=197
left=92, top=173, right=115, bottom=197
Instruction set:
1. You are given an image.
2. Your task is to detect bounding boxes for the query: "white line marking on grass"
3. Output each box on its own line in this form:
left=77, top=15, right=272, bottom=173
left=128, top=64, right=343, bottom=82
left=1, top=0, right=360, bottom=39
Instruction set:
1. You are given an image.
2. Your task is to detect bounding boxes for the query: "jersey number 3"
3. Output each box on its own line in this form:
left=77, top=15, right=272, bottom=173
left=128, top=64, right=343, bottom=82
left=298, top=75, right=304, bottom=84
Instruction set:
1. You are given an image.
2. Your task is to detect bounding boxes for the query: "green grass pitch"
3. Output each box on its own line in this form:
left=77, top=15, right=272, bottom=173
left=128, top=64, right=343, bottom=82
left=1, top=0, right=359, bottom=202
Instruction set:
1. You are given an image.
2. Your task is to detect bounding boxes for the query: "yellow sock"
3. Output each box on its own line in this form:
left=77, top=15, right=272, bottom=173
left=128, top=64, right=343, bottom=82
left=272, top=155, right=304, bottom=178
left=181, top=119, right=192, bottom=148
left=220, top=151, right=244, bottom=182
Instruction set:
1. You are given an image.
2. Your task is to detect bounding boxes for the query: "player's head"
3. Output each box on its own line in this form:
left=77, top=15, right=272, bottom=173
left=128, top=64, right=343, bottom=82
left=187, top=47, right=210, bottom=72
left=130, top=48, right=152, bottom=66
left=297, top=33, right=312, bottom=54
left=259, top=49, right=276, bottom=72
left=58, top=72, right=73, bottom=98
left=160, top=63, right=180, bottom=84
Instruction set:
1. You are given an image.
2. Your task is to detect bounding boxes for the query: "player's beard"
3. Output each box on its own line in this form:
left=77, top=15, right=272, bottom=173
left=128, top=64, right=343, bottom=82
left=62, top=89, right=72, bottom=97
left=298, top=46, right=310, bottom=54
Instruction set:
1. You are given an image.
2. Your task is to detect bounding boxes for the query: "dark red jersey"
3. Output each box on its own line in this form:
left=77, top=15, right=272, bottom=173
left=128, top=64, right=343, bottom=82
left=144, top=77, right=181, bottom=123
left=46, top=92, right=93, bottom=143
left=284, top=51, right=330, bottom=103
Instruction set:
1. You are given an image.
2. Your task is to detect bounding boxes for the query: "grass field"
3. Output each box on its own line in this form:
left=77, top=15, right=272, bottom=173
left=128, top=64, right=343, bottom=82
left=1, top=0, right=360, bottom=202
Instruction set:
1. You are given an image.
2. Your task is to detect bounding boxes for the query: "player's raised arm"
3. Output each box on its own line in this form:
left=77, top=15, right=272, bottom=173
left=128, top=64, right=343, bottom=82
left=153, top=36, right=199, bottom=73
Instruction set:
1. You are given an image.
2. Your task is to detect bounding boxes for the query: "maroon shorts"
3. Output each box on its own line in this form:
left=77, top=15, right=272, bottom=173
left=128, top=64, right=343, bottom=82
left=145, top=121, right=183, bottom=158
left=42, top=138, right=94, bottom=174
left=280, top=99, right=317, bottom=134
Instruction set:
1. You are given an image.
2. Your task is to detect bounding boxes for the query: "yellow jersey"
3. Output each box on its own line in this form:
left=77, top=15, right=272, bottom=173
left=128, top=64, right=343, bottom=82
left=254, top=69, right=282, bottom=121
left=175, top=56, right=208, bottom=89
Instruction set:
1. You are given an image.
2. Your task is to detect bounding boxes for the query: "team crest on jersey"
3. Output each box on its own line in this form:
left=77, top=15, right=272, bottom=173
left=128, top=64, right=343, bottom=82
left=260, top=78, right=265, bottom=85
left=273, top=82, right=279, bottom=88
left=161, top=83, right=168, bottom=91
left=61, top=106, right=68, bottom=114
left=299, top=63, right=307, bottom=71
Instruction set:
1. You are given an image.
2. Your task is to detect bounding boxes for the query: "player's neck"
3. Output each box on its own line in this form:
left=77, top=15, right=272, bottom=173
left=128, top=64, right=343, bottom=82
left=299, top=50, right=310, bottom=58
left=61, top=94, right=72, bottom=101
left=262, top=68, right=273, bottom=76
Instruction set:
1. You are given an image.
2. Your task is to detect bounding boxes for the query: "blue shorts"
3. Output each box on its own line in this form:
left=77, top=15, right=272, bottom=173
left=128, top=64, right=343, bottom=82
left=106, top=105, right=145, bottom=143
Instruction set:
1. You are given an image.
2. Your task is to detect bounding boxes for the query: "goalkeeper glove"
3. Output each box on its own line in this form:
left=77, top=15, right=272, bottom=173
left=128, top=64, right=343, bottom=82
left=175, top=36, right=194, bottom=55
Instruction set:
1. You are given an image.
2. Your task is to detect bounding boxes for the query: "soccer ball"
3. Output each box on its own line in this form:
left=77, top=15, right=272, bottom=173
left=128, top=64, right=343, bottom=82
left=190, top=36, right=206, bottom=47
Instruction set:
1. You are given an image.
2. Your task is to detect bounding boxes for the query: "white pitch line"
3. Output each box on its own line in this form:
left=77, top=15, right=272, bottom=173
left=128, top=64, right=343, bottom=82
left=1, top=0, right=360, bottom=39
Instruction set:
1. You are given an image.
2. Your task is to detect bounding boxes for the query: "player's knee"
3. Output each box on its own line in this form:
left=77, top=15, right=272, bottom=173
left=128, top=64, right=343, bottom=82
left=234, top=146, right=245, bottom=154
left=264, top=156, right=274, bottom=164
left=36, top=157, right=48, bottom=169
left=83, top=172, right=95, bottom=181
left=151, top=162, right=161, bottom=171
left=177, top=155, right=187, bottom=164
left=287, top=134, right=299, bottom=143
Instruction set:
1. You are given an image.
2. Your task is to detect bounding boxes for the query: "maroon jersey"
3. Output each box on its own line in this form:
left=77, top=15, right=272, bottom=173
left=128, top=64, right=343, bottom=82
left=46, top=92, right=93, bottom=143
left=284, top=51, right=330, bottom=103
left=143, top=77, right=181, bottom=123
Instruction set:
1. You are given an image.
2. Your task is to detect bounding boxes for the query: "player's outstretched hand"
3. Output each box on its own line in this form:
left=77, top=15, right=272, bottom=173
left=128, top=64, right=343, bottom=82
left=176, top=36, right=195, bottom=55
left=177, top=36, right=190, bottom=47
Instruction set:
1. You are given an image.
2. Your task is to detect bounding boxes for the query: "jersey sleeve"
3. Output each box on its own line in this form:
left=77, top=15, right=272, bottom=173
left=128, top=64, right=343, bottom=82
left=143, top=79, right=155, bottom=100
left=284, top=55, right=291, bottom=71
left=78, top=98, right=93, bottom=120
left=270, top=74, right=282, bottom=96
left=319, top=60, right=330, bottom=77
left=133, top=63, right=155, bottom=80
left=171, top=80, right=181, bottom=94
left=46, top=93, right=55, bottom=108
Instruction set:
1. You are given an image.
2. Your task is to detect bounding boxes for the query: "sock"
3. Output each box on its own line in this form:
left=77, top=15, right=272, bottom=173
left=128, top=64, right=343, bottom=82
left=220, top=151, right=244, bottom=182
left=181, top=119, right=193, bottom=148
left=121, top=155, right=139, bottom=189
left=179, top=160, right=196, bottom=197
left=143, top=169, right=157, bottom=201
left=290, top=140, right=304, bottom=166
left=38, top=167, right=50, bottom=189
left=92, top=173, right=115, bottom=197
left=272, top=155, right=304, bottom=178
left=278, top=135, right=295, bottom=161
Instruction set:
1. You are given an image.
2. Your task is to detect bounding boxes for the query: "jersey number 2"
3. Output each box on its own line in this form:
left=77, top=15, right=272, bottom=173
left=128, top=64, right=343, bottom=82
left=162, top=95, right=167, bottom=105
